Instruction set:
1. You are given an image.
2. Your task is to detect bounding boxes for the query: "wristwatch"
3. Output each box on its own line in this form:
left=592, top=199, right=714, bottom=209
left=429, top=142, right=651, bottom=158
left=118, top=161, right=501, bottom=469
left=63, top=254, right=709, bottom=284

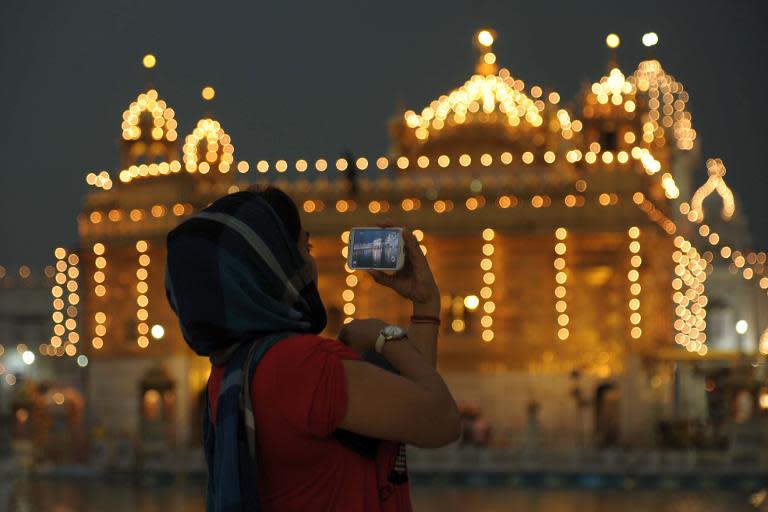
left=375, top=325, right=408, bottom=354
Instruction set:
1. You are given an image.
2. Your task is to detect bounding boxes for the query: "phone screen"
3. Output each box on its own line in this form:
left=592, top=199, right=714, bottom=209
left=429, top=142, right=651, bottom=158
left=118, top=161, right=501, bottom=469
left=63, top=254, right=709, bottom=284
left=349, top=228, right=402, bottom=270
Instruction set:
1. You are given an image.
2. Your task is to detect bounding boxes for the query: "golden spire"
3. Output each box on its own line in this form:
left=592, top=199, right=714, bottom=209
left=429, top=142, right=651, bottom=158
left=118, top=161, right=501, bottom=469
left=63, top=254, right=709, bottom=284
left=474, top=28, right=498, bottom=76
left=202, top=86, right=216, bottom=101
left=142, top=54, right=157, bottom=69
left=641, top=32, right=659, bottom=67
left=633, top=33, right=696, bottom=151
left=587, top=36, right=635, bottom=114
left=642, top=32, right=659, bottom=49
left=690, top=158, right=736, bottom=221
left=605, top=33, right=620, bottom=69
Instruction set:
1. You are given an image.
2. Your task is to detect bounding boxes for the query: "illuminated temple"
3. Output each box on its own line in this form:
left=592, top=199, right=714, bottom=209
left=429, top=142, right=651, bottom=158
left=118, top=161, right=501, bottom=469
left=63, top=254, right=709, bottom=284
left=45, top=30, right=768, bottom=454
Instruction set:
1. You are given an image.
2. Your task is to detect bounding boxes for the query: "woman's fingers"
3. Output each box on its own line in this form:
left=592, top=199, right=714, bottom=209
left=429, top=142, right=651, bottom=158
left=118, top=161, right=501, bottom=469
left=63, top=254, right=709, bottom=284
left=401, top=229, right=420, bottom=259
left=367, top=269, right=394, bottom=287
left=402, top=229, right=428, bottom=270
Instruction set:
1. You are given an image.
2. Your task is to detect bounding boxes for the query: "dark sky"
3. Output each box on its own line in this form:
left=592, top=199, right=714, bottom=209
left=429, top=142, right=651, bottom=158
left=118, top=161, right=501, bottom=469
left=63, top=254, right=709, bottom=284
left=1, top=0, right=767, bottom=270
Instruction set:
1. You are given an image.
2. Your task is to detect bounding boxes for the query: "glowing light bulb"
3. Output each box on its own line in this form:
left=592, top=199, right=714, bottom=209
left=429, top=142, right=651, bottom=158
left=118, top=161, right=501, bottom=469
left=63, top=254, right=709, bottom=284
left=477, top=30, right=494, bottom=47
left=151, top=324, right=165, bottom=340
left=642, top=32, right=659, bottom=47
left=464, top=295, right=480, bottom=311
left=142, top=54, right=156, bottom=69
left=606, top=33, right=620, bottom=49
left=22, top=351, right=35, bottom=365
left=735, top=320, right=748, bottom=335
left=202, top=86, right=216, bottom=100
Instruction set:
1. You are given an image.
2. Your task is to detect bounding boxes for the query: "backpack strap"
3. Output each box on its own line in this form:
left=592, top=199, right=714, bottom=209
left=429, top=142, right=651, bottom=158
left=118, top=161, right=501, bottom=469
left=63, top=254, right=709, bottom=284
left=237, top=335, right=398, bottom=464
left=201, top=383, right=217, bottom=511
left=241, top=332, right=291, bottom=459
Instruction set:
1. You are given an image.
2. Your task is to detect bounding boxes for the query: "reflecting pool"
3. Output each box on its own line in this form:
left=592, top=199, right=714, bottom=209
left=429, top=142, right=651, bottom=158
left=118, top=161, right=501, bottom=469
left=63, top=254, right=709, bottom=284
left=5, top=479, right=759, bottom=512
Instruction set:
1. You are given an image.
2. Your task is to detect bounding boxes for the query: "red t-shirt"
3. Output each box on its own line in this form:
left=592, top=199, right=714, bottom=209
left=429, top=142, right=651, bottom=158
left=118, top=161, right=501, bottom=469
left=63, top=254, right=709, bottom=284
left=208, top=334, right=412, bottom=512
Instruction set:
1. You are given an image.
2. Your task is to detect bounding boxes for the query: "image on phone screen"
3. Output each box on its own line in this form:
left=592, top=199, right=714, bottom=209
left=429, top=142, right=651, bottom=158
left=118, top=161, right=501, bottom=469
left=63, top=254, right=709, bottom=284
left=350, top=229, right=401, bottom=269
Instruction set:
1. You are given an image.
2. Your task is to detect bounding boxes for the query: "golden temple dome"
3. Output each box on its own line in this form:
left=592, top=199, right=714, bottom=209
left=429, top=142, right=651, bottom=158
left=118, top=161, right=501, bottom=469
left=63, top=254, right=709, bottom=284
left=583, top=67, right=637, bottom=118
left=581, top=36, right=636, bottom=118
left=403, top=71, right=544, bottom=136
left=581, top=34, right=638, bottom=121
left=182, top=118, right=235, bottom=174
left=121, top=89, right=178, bottom=142
left=631, top=59, right=696, bottom=150
left=630, top=34, right=696, bottom=151
left=394, top=29, right=578, bottom=157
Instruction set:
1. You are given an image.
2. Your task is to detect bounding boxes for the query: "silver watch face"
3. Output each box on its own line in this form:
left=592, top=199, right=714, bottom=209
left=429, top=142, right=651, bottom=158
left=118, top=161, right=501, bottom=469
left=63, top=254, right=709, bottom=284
left=382, top=325, right=406, bottom=340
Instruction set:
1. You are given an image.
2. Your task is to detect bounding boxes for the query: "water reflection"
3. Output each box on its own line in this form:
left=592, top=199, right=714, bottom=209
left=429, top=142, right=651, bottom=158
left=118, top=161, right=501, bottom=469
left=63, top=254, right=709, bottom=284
left=5, top=479, right=756, bottom=512
left=350, top=230, right=399, bottom=269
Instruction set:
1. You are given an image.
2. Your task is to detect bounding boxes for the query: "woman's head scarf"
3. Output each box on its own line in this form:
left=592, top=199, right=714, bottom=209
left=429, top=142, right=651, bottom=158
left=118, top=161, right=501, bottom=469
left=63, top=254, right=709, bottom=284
left=164, top=190, right=327, bottom=356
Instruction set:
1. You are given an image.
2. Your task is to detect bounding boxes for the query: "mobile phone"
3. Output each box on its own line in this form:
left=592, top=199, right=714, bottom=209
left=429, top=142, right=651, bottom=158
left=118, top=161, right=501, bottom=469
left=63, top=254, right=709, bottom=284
left=347, top=227, right=405, bottom=272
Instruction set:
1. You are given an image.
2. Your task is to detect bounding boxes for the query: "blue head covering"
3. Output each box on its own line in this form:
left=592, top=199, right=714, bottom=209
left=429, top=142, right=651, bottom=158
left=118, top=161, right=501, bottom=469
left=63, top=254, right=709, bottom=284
left=165, top=191, right=328, bottom=511
left=165, top=190, right=327, bottom=356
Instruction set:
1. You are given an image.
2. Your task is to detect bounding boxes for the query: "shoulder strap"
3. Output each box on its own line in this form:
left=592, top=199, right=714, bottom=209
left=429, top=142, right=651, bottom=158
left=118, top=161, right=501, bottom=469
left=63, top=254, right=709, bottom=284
left=241, top=332, right=293, bottom=459
left=201, top=384, right=217, bottom=511
left=238, top=334, right=384, bottom=462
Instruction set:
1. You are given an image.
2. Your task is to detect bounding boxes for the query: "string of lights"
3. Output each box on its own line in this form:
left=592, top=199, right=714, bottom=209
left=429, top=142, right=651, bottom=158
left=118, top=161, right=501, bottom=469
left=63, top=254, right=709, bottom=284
left=479, top=228, right=496, bottom=343
left=628, top=227, right=642, bottom=340
left=632, top=190, right=767, bottom=360
left=340, top=231, right=356, bottom=324
left=677, top=198, right=768, bottom=296
left=92, top=242, right=107, bottom=350
left=554, top=228, right=570, bottom=341
left=689, top=158, right=736, bottom=222
left=672, top=236, right=708, bottom=355
left=631, top=47, right=697, bottom=151
left=136, top=240, right=150, bottom=348
left=51, top=248, right=80, bottom=358
left=106, top=144, right=674, bottom=186
left=80, top=190, right=654, bottom=235
left=121, top=89, right=177, bottom=142
left=183, top=119, right=235, bottom=174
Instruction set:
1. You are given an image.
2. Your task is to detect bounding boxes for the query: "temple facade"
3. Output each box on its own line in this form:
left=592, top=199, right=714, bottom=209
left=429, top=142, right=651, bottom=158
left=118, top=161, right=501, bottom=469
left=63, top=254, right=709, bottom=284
left=47, top=30, right=767, bottom=458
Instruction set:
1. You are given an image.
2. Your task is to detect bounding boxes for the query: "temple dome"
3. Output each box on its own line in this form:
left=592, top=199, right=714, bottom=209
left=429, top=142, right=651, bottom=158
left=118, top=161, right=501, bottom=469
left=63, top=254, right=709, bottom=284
left=121, top=89, right=178, bottom=143
left=630, top=59, right=696, bottom=150
left=582, top=67, right=638, bottom=119
left=392, top=29, right=579, bottom=158
left=182, top=118, right=235, bottom=174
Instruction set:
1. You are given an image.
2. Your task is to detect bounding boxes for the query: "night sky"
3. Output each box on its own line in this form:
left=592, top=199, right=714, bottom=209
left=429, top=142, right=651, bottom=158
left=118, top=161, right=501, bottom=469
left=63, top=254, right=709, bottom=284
left=1, top=0, right=767, bottom=270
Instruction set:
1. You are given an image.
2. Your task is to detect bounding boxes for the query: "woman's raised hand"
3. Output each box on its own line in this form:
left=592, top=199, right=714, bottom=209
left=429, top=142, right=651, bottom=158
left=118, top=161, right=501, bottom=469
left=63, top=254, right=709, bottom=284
left=367, top=228, right=439, bottom=306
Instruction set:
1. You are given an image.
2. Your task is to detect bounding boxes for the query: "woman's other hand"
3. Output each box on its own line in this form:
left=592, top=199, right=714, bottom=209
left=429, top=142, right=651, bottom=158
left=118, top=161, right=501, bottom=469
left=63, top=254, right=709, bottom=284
left=367, top=228, right=439, bottom=306
left=338, top=318, right=388, bottom=354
